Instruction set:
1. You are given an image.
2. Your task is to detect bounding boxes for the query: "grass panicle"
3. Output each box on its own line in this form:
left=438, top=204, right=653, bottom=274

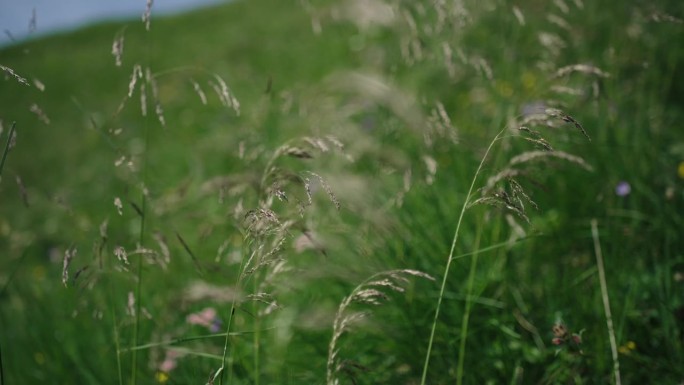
left=328, top=269, right=434, bottom=385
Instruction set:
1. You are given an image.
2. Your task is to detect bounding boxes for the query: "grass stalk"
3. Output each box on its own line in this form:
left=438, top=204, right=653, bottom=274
left=113, top=304, right=124, bottom=385
left=253, top=277, right=261, bottom=385
left=219, top=240, right=250, bottom=385
left=131, top=73, right=152, bottom=385
left=218, top=302, right=237, bottom=385
left=420, top=129, right=505, bottom=384
left=0, top=121, right=16, bottom=182
left=590, top=219, right=621, bottom=385
left=455, top=221, right=483, bottom=385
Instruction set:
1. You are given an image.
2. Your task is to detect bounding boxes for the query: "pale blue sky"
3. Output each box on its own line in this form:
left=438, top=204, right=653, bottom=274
left=0, top=0, right=226, bottom=46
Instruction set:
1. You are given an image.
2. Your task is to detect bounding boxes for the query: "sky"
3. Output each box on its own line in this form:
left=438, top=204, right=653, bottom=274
left=0, top=0, right=226, bottom=46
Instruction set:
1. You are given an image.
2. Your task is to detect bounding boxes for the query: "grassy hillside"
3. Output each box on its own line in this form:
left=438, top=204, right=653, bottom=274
left=1, top=0, right=683, bottom=384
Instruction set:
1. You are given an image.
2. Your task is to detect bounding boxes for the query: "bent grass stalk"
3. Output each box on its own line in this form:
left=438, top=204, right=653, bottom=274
left=591, top=219, right=621, bottom=385
left=420, top=129, right=505, bottom=385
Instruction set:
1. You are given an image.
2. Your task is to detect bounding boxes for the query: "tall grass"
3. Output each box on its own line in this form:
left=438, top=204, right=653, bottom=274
left=0, top=0, right=683, bottom=383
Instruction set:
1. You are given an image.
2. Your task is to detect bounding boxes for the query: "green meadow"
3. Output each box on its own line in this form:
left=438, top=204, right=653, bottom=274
left=1, top=0, right=683, bottom=383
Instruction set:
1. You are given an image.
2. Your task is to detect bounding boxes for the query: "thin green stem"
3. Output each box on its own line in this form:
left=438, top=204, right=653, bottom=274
left=456, top=221, right=482, bottom=385
left=420, top=129, right=504, bottom=385
left=218, top=301, right=237, bottom=385
left=113, top=304, right=123, bottom=385
left=591, top=219, right=621, bottom=385
left=253, top=276, right=260, bottom=385
left=219, top=238, right=249, bottom=385
left=131, top=63, right=152, bottom=385
left=123, top=329, right=271, bottom=352
left=0, top=121, right=17, bottom=182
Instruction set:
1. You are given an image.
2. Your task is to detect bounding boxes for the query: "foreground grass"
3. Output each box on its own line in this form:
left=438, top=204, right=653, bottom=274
left=1, top=0, right=683, bottom=383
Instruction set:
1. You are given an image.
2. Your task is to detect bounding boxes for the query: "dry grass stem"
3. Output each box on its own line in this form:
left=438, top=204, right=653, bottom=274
left=553, top=64, right=610, bottom=78
left=190, top=79, right=208, bottom=105
left=146, top=68, right=166, bottom=127
left=114, top=246, right=130, bottom=265
left=0, top=64, right=31, bottom=87
left=210, top=75, right=240, bottom=115
left=153, top=232, right=171, bottom=266
left=29, top=104, right=50, bottom=124
left=128, top=65, right=143, bottom=97
left=650, top=11, right=683, bottom=24
left=509, top=150, right=593, bottom=171
left=32, top=78, right=45, bottom=91
left=553, top=0, right=570, bottom=13
left=28, top=8, right=37, bottom=33
left=328, top=269, right=433, bottom=385
left=140, top=82, right=147, bottom=116
left=112, top=33, right=125, bottom=67
left=62, top=248, right=77, bottom=287
left=142, top=0, right=154, bottom=30
left=547, top=14, right=571, bottom=31
left=543, top=108, right=591, bottom=140
left=306, top=172, right=340, bottom=211
left=512, top=6, right=525, bottom=25
left=114, top=197, right=123, bottom=215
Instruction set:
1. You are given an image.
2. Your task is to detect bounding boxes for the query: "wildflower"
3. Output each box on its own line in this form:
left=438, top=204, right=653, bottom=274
left=571, top=334, right=582, bottom=344
left=678, top=162, right=684, bottom=179
left=157, top=349, right=181, bottom=378
left=551, top=322, right=582, bottom=351
left=155, top=371, right=170, bottom=384
left=552, top=323, right=568, bottom=338
left=186, top=307, right=222, bottom=332
left=618, top=340, right=636, bottom=355
left=615, top=181, right=631, bottom=197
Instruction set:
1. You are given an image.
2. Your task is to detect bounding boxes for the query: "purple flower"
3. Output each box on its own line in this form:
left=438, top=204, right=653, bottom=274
left=615, top=181, right=631, bottom=197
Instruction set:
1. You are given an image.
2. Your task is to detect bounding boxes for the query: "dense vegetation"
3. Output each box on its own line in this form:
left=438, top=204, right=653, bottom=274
left=1, top=0, right=683, bottom=384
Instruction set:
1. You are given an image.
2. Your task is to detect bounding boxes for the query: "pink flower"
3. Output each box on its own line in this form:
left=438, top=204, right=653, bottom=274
left=571, top=334, right=582, bottom=344
left=158, top=350, right=181, bottom=373
left=186, top=307, right=222, bottom=332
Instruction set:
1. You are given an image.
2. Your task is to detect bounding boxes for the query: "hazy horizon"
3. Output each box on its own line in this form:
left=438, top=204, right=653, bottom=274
left=0, top=0, right=227, bottom=46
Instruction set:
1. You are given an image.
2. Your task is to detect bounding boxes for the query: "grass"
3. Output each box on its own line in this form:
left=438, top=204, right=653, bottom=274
left=1, top=0, right=683, bottom=384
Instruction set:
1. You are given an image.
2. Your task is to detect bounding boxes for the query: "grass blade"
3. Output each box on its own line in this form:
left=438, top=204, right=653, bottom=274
left=420, top=129, right=505, bottom=384
left=0, top=121, right=16, bottom=182
left=591, top=219, right=621, bottom=385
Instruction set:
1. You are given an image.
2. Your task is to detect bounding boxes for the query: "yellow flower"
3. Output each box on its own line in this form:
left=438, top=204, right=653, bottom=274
left=521, top=72, right=537, bottom=91
left=618, top=340, right=637, bottom=355
left=678, top=162, right=684, bottom=179
left=155, top=371, right=170, bottom=384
